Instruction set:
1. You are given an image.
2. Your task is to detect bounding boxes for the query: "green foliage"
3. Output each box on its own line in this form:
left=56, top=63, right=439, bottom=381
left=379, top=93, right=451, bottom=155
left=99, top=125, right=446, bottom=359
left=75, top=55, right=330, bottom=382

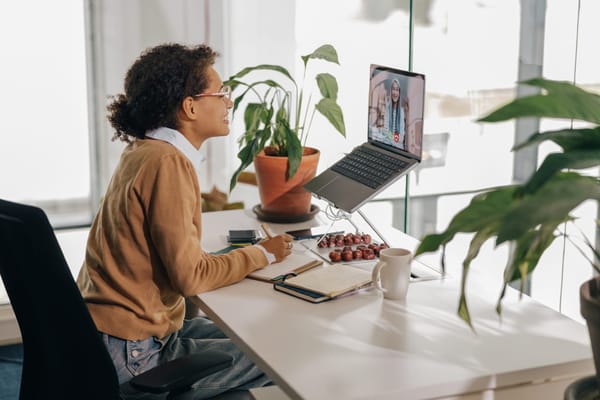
left=415, top=78, right=600, bottom=327
left=226, top=44, right=346, bottom=191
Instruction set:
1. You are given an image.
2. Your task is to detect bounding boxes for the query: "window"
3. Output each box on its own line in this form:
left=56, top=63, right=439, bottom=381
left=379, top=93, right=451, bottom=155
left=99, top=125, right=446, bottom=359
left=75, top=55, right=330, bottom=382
left=0, top=0, right=91, bottom=227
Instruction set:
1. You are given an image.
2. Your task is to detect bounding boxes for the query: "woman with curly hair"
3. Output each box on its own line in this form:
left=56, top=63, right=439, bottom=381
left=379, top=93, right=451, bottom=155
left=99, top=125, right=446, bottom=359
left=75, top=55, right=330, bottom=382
left=77, top=43, right=292, bottom=398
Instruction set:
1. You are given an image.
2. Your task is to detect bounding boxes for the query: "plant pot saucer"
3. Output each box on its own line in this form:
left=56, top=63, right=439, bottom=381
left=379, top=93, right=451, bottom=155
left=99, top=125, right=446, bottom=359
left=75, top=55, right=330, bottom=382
left=252, top=204, right=320, bottom=223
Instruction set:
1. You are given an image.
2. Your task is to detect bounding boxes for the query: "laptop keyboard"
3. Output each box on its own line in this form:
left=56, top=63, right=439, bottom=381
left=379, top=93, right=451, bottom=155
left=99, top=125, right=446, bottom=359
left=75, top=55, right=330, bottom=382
left=331, top=146, right=408, bottom=189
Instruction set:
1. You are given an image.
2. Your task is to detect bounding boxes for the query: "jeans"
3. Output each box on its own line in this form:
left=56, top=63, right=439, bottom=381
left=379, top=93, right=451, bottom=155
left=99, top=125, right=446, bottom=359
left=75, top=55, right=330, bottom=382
left=101, top=316, right=271, bottom=399
left=0, top=344, right=23, bottom=400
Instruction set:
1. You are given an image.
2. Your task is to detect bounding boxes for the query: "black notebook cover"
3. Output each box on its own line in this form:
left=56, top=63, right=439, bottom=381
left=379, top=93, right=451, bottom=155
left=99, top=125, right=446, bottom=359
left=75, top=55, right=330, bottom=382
left=273, top=281, right=332, bottom=303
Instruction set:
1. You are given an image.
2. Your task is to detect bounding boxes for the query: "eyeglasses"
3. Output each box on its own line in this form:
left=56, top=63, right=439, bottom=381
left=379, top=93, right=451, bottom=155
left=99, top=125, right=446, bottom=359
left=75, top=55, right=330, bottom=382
left=193, top=85, right=232, bottom=101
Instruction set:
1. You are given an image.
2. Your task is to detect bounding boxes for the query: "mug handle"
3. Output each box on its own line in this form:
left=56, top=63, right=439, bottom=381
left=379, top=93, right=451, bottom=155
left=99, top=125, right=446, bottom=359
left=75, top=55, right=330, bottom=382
left=371, top=260, right=388, bottom=293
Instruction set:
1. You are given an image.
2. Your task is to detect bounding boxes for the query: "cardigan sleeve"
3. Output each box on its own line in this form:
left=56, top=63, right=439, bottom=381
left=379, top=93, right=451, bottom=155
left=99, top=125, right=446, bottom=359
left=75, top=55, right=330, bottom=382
left=140, top=153, right=268, bottom=296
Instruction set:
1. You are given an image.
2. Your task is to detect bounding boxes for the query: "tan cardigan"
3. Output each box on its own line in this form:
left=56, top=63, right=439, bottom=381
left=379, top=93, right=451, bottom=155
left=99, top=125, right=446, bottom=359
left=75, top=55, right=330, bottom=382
left=77, top=139, right=267, bottom=340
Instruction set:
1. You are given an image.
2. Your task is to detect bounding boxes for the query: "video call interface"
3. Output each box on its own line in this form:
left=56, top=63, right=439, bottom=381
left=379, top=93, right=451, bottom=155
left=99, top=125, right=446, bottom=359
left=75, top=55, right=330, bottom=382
left=368, top=65, right=425, bottom=159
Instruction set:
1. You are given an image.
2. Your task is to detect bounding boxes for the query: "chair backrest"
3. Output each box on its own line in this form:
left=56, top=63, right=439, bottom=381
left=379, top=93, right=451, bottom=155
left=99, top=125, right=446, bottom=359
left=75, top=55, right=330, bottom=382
left=0, top=199, right=120, bottom=400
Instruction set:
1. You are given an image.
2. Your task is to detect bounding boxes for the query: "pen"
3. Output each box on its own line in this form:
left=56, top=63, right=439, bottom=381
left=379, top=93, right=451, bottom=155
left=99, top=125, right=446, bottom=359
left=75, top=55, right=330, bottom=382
left=260, top=223, right=273, bottom=239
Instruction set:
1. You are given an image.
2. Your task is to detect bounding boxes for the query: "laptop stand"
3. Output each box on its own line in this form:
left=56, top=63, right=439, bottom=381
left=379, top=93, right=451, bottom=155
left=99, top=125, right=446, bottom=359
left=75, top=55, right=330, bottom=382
left=311, top=205, right=392, bottom=248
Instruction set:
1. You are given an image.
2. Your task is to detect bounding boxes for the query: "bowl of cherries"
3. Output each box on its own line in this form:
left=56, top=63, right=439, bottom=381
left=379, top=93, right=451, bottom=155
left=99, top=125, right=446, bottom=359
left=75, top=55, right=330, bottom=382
left=317, top=232, right=388, bottom=263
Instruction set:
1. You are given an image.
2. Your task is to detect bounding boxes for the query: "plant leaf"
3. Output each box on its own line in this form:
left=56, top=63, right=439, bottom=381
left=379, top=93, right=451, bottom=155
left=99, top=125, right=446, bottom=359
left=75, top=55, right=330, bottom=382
left=521, top=150, right=600, bottom=194
left=458, top=227, right=499, bottom=330
left=243, top=103, right=265, bottom=133
left=315, top=98, right=346, bottom=137
left=283, top=121, right=303, bottom=178
left=257, top=127, right=272, bottom=151
left=301, top=44, right=339, bottom=67
left=230, top=127, right=275, bottom=191
left=479, top=78, right=600, bottom=125
left=503, top=226, right=557, bottom=284
left=315, top=73, right=338, bottom=100
left=226, top=64, right=295, bottom=85
left=229, top=137, right=260, bottom=192
left=230, top=80, right=290, bottom=117
left=497, top=173, right=600, bottom=243
left=415, top=186, right=517, bottom=257
left=513, top=127, right=600, bottom=152
left=225, top=78, right=244, bottom=94
left=495, top=223, right=558, bottom=318
left=569, top=230, right=600, bottom=274
left=272, top=103, right=289, bottom=151
left=416, top=233, right=450, bottom=256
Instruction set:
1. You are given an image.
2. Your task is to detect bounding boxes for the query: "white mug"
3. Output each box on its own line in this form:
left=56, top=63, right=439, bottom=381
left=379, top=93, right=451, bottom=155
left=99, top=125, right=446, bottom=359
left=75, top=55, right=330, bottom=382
left=371, top=248, right=412, bottom=300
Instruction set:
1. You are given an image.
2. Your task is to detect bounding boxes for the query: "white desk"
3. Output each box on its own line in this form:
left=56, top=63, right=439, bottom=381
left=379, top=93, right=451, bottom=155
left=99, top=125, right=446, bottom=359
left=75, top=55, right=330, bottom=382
left=195, top=209, right=594, bottom=400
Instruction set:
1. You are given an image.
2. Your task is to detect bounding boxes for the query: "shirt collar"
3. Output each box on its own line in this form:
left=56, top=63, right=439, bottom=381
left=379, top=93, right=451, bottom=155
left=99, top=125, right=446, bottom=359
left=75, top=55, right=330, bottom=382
left=145, top=127, right=206, bottom=168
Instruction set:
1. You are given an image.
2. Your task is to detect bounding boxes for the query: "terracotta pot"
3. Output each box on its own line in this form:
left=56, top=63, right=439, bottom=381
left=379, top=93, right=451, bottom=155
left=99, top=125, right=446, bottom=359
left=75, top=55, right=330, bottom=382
left=254, top=147, right=320, bottom=217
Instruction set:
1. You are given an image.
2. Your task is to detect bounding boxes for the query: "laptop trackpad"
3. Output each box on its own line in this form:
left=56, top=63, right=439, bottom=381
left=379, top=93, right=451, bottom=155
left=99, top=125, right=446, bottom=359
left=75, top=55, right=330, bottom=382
left=317, top=176, right=375, bottom=212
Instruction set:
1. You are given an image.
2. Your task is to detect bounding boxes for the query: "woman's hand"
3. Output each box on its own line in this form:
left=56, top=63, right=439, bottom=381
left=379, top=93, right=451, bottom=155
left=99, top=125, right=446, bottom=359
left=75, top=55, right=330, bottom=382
left=259, top=234, right=294, bottom=262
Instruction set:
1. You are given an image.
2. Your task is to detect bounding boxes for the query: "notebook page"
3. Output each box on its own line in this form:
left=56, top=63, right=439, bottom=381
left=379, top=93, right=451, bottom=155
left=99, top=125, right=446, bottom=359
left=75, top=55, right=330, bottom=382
left=248, top=252, right=322, bottom=282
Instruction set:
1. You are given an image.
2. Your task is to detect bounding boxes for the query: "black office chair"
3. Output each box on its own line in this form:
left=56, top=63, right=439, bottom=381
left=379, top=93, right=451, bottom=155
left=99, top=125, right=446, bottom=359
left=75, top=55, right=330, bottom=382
left=0, top=199, right=244, bottom=400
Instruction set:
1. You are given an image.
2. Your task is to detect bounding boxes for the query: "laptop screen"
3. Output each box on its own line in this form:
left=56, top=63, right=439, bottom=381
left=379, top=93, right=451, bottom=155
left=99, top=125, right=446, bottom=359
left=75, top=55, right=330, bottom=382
left=367, top=65, right=426, bottom=161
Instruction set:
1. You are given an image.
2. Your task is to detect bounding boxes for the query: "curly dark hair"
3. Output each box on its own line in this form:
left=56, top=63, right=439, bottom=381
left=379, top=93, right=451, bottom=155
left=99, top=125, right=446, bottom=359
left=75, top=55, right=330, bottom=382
left=107, top=43, right=218, bottom=142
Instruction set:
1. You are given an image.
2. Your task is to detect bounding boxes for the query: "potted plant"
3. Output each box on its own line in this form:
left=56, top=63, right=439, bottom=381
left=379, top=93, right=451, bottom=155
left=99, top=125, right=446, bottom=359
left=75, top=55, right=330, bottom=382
left=225, top=44, right=346, bottom=220
left=414, top=78, right=600, bottom=395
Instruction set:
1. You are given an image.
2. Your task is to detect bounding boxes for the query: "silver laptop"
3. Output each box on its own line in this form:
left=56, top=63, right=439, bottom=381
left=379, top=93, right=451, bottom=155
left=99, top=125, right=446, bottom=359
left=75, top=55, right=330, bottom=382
left=305, top=65, right=426, bottom=213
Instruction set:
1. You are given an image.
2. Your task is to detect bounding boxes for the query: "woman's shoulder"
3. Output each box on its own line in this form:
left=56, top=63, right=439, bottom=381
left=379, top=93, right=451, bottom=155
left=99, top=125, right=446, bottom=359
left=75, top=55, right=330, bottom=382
left=136, top=137, right=176, bottom=151
left=124, top=139, right=192, bottom=169
left=135, top=138, right=187, bottom=159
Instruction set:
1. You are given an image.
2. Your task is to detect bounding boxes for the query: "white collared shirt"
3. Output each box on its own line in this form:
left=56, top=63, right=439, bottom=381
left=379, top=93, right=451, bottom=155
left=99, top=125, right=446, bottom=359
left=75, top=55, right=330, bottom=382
left=145, top=127, right=205, bottom=178
left=144, top=127, right=275, bottom=263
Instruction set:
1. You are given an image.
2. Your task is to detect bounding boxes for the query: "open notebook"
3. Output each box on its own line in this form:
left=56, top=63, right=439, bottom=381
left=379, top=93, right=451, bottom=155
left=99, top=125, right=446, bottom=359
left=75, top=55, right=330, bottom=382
left=211, top=246, right=322, bottom=282
left=274, top=264, right=372, bottom=303
left=248, top=251, right=323, bottom=282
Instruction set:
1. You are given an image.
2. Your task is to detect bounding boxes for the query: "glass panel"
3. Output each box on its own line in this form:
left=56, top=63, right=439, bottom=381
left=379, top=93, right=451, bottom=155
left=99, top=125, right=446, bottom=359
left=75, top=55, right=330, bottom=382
left=403, top=0, right=599, bottom=321
left=532, top=0, right=600, bottom=320
left=294, top=0, right=412, bottom=173
left=397, top=1, right=522, bottom=282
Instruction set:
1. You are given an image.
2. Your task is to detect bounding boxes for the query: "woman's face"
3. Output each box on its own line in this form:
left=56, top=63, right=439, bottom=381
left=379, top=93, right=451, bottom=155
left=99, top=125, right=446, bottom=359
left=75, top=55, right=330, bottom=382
left=193, top=66, right=234, bottom=140
left=391, top=81, right=400, bottom=103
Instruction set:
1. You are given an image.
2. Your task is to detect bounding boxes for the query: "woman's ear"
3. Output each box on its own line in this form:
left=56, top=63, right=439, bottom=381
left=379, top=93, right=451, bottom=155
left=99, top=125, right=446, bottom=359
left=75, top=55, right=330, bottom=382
left=181, top=96, right=197, bottom=120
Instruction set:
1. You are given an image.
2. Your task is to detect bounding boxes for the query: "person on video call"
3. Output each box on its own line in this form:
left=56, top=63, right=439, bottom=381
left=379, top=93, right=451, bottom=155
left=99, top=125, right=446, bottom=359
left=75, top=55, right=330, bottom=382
left=386, top=78, right=409, bottom=148
left=76, top=43, right=293, bottom=399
